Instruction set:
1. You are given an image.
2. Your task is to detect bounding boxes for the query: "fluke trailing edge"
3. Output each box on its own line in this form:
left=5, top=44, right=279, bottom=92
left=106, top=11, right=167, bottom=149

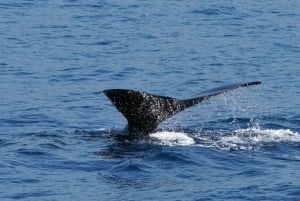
left=104, top=81, right=261, bottom=137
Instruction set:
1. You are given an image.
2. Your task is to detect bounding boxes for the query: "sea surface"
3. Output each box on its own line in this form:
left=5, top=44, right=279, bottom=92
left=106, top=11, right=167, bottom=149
left=1, top=0, right=300, bottom=200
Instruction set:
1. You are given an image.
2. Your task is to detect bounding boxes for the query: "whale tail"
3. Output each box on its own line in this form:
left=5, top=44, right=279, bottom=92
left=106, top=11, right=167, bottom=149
left=104, top=81, right=261, bottom=137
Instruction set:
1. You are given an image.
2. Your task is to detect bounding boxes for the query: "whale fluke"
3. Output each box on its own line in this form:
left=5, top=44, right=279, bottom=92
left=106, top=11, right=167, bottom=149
left=104, top=81, right=261, bottom=137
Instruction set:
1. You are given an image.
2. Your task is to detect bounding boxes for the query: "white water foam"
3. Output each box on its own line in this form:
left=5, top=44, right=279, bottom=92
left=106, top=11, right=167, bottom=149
left=150, top=131, right=195, bottom=146
left=234, top=128, right=300, bottom=143
left=210, top=128, right=300, bottom=151
left=149, top=129, right=300, bottom=150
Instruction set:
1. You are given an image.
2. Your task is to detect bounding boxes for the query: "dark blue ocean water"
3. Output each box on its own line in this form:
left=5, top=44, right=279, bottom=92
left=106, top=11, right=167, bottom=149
left=1, top=1, right=300, bottom=200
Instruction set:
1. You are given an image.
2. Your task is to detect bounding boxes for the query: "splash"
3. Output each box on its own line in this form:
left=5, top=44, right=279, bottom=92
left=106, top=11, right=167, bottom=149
left=234, top=128, right=300, bottom=143
left=201, top=128, right=300, bottom=151
left=149, top=128, right=300, bottom=150
left=150, top=131, right=195, bottom=146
